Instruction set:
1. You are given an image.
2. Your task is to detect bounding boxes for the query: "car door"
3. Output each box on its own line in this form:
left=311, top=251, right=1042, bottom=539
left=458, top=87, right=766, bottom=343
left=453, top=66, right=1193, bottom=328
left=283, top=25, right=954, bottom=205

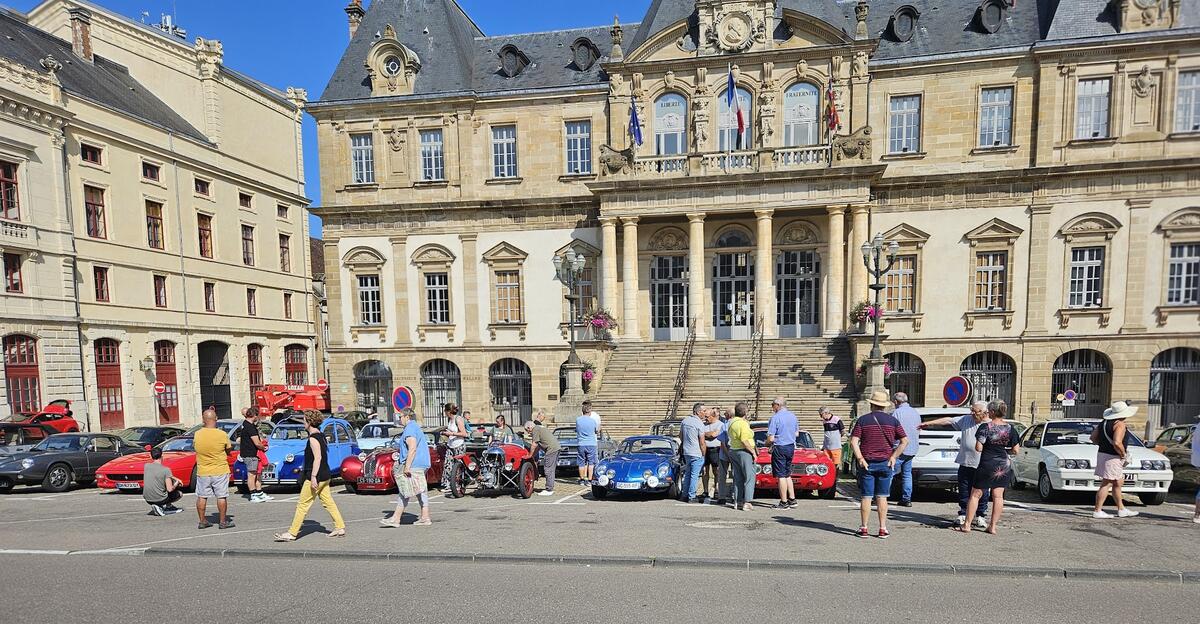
left=321, top=423, right=349, bottom=473
left=83, top=436, right=122, bottom=478
left=1015, top=424, right=1044, bottom=483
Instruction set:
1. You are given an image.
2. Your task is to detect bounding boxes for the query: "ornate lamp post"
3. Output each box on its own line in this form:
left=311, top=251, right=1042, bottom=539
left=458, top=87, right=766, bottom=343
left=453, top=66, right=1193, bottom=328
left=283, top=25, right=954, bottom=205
left=553, top=248, right=587, bottom=422
left=860, top=232, right=899, bottom=402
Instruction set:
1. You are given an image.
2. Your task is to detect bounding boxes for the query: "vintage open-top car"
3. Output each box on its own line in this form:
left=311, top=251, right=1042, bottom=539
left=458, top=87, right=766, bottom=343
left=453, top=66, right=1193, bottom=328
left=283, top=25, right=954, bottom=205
left=443, top=437, right=539, bottom=499
left=551, top=425, right=618, bottom=474
left=750, top=423, right=837, bottom=498
left=0, top=432, right=143, bottom=492
left=357, top=422, right=405, bottom=451
left=260, top=417, right=359, bottom=487
left=339, top=429, right=446, bottom=493
left=592, top=435, right=680, bottom=499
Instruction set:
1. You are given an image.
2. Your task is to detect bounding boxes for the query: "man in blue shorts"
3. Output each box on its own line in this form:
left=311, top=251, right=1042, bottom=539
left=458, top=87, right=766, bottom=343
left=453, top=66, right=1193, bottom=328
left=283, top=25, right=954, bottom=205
left=849, top=390, right=908, bottom=539
left=575, top=401, right=600, bottom=486
left=767, top=397, right=799, bottom=509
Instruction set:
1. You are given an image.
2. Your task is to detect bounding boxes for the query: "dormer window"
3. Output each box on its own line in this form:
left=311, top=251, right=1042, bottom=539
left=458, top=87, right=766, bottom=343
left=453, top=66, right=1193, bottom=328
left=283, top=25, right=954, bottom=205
left=570, top=38, right=599, bottom=71
left=382, top=55, right=402, bottom=77
left=977, top=0, right=1007, bottom=34
left=890, top=6, right=920, bottom=42
left=498, top=45, right=530, bottom=78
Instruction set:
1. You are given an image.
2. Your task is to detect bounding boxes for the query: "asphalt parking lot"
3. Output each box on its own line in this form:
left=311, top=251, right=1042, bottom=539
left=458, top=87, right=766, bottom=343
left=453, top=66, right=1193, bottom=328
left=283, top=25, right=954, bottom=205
left=2, top=476, right=1196, bottom=576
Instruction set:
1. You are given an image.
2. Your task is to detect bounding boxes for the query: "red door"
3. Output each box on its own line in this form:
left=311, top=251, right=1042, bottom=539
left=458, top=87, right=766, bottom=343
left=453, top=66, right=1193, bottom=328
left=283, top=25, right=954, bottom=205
left=3, top=335, right=40, bottom=414
left=94, top=339, right=124, bottom=430
left=154, top=340, right=179, bottom=424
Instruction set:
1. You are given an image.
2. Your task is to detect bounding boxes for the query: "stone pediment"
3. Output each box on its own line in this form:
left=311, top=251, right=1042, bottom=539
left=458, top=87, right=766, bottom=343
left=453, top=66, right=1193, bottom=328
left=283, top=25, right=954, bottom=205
left=554, top=240, right=601, bottom=258
left=411, top=243, right=455, bottom=267
left=342, top=246, right=386, bottom=268
left=482, top=241, right=528, bottom=264
left=1159, top=207, right=1200, bottom=238
left=1058, top=212, right=1122, bottom=241
left=882, top=223, right=931, bottom=248
left=648, top=227, right=688, bottom=251
left=965, top=218, right=1023, bottom=245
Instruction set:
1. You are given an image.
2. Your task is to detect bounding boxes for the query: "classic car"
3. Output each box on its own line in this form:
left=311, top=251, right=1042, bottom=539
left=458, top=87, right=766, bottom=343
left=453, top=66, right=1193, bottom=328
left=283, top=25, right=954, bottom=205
left=1153, top=424, right=1194, bottom=453
left=113, top=426, right=187, bottom=450
left=0, top=423, right=57, bottom=457
left=97, top=421, right=267, bottom=492
left=260, top=417, right=359, bottom=487
left=1013, top=419, right=1174, bottom=505
left=340, top=429, right=446, bottom=493
left=551, top=425, right=617, bottom=473
left=357, top=422, right=405, bottom=451
left=592, top=435, right=681, bottom=499
left=649, top=419, right=683, bottom=439
left=443, top=437, right=539, bottom=499
left=1, top=400, right=80, bottom=433
left=750, top=423, right=837, bottom=498
left=228, top=420, right=276, bottom=489
left=1157, top=423, right=1198, bottom=490
left=0, top=433, right=143, bottom=492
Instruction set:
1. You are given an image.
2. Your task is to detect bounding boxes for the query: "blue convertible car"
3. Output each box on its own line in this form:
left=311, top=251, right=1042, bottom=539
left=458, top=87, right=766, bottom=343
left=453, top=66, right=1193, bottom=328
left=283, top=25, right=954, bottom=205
left=592, top=435, right=680, bottom=499
left=256, top=417, right=359, bottom=487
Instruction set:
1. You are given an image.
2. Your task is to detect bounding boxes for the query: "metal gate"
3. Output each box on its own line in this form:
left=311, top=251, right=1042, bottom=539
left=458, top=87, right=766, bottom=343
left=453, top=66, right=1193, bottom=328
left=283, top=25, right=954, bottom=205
left=1050, top=349, right=1111, bottom=420
left=1149, top=347, right=1200, bottom=427
left=489, top=358, right=532, bottom=425
left=354, top=359, right=393, bottom=420
left=650, top=255, right=688, bottom=341
left=886, top=352, right=926, bottom=407
left=154, top=340, right=179, bottom=424
left=94, top=339, right=125, bottom=430
left=198, top=341, right=232, bottom=419
left=960, top=351, right=1016, bottom=410
left=420, top=359, right=461, bottom=426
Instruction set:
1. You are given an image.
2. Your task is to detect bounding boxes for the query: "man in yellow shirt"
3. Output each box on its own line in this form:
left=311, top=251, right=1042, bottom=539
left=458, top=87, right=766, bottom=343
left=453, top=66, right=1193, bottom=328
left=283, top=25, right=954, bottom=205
left=194, top=409, right=234, bottom=530
left=726, top=402, right=757, bottom=511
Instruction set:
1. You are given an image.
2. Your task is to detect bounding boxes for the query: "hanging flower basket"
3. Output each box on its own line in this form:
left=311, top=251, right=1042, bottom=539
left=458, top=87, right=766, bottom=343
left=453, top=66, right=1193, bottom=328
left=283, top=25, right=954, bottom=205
left=583, top=309, right=618, bottom=341
left=581, top=361, right=596, bottom=392
left=849, top=301, right=882, bottom=325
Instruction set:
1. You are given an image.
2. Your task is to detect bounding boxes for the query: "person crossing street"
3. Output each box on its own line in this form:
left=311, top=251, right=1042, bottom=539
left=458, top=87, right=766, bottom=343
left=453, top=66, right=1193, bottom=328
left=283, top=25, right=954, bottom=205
left=274, top=410, right=347, bottom=541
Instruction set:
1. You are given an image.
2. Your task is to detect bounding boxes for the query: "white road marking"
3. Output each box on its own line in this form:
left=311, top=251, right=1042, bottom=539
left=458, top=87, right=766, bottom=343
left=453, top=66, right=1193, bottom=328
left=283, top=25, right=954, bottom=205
left=550, top=492, right=583, bottom=504
left=0, top=549, right=71, bottom=555
left=0, top=510, right=148, bottom=525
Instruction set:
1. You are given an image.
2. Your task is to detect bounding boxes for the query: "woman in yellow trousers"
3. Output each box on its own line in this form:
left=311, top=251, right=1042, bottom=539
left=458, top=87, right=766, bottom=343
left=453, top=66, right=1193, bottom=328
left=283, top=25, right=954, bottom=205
left=274, top=410, right=346, bottom=541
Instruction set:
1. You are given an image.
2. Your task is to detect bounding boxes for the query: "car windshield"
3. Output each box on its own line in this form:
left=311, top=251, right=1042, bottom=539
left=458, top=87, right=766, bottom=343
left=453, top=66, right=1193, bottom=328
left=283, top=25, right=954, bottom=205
left=920, top=413, right=967, bottom=432
left=361, top=424, right=399, bottom=438
left=622, top=439, right=675, bottom=455
left=33, top=435, right=84, bottom=452
left=553, top=428, right=577, bottom=440
left=271, top=426, right=308, bottom=441
left=161, top=437, right=194, bottom=453
left=465, top=424, right=495, bottom=443
left=751, top=429, right=817, bottom=448
left=651, top=421, right=682, bottom=437
left=113, top=428, right=153, bottom=442
left=1042, top=422, right=1144, bottom=448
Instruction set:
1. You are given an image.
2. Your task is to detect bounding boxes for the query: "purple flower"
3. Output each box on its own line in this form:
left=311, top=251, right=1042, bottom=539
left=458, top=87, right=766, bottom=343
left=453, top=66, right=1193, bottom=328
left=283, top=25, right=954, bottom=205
left=582, top=370, right=594, bottom=381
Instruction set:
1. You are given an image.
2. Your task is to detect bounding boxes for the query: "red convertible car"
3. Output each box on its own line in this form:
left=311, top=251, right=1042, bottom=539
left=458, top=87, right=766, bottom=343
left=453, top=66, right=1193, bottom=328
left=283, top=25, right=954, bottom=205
left=2, top=400, right=79, bottom=433
left=750, top=422, right=837, bottom=498
left=95, top=420, right=266, bottom=492
left=340, top=429, right=446, bottom=493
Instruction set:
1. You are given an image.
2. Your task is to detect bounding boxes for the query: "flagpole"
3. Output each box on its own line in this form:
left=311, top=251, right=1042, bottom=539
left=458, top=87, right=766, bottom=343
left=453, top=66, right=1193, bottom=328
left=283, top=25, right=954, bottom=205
left=725, top=63, right=732, bottom=174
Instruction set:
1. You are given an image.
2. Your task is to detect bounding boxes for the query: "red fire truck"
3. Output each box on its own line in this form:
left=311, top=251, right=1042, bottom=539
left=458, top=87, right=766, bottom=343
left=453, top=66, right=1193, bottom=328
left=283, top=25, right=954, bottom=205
left=253, top=385, right=330, bottom=422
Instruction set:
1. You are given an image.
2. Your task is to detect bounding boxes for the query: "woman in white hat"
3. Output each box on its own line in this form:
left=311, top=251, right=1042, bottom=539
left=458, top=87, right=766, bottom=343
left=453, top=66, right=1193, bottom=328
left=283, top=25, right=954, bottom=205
left=1090, top=401, right=1139, bottom=519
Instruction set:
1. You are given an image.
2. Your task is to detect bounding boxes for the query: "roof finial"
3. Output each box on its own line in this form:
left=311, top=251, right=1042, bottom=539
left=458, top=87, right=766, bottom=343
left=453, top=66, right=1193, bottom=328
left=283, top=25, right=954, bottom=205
left=610, top=15, right=624, bottom=62
left=854, top=1, right=870, bottom=40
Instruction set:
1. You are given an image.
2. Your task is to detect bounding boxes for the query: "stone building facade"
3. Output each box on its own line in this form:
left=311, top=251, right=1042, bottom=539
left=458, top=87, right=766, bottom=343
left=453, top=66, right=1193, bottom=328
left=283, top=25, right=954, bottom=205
left=312, top=0, right=1200, bottom=430
left=0, top=1, right=316, bottom=430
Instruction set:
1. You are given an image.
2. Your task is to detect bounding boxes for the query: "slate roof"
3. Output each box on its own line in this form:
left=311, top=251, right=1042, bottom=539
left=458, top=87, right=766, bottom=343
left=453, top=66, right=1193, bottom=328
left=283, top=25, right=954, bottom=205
left=864, top=1, right=1043, bottom=62
left=1045, top=0, right=1200, bottom=41
left=471, top=25, right=626, bottom=93
left=0, top=7, right=207, bottom=142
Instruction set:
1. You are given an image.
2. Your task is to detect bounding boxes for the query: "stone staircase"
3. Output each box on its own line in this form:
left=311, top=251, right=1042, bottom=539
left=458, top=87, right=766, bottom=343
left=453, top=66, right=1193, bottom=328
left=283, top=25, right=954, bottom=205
left=591, top=338, right=857, bottom=440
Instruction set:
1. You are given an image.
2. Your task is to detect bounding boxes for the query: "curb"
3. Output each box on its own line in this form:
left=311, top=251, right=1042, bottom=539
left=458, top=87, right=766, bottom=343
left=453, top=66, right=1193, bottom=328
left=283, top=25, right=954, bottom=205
left=137, top=547, right=1198, bottom=583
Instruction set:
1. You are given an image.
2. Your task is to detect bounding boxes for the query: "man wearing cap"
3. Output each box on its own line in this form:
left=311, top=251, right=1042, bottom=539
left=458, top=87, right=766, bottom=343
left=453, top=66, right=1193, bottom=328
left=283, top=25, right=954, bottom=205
left=143, top=446, right=183, bottom=517
left=1091, top=401, right=1140, bottom=519
left=849, top=390, right=908, bottom=539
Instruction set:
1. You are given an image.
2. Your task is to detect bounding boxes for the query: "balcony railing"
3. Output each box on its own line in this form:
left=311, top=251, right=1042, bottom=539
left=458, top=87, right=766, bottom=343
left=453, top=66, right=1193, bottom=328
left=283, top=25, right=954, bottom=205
left=774, top=145, right=830, bottom=167
left=0, top=219, right=30, bottom=244
left=623, top=145, right=835, bottom=180
left=633, top=154, right=689, bottom=176
left=703, top=151, right=759, bottom=173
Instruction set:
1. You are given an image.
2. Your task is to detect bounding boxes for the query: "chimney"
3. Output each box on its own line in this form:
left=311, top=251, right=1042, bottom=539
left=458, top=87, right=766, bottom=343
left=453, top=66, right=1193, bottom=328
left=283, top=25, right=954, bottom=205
left=345, top=1, right=365, bottom=40
left=68, top=7, right=93, bottom=62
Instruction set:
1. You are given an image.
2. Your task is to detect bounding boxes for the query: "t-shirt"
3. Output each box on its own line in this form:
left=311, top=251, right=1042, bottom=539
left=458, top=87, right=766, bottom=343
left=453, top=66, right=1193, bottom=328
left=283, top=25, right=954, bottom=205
left=727, top=418, right=753, bottom=451
left=821, top=416, right=845, bottom=451
left=892, top=403, right=921, bottom=456
left=1191, top=424, right=1199, bottom=469
left=975, top=422, right=1019, bottom=465
left=194, top=427, right=231, bottom=477
left=951, top=415, right=984, bottom=468
left=237, top=420, right=260, bottom=457
left=142, top=462, right=173, bottom=502
left=703, top=421, right=723, bottom=449
left=531, top=425, right=561, bottom=453
left=446, top=416, right=466, bottom=449
left=680, top=415, right=704, bottom=457
left=767, top=409, right=799, bottom=446
left=850, top=411, right=906, bottom=462
left=398, top=421, right=431, bottom=470
left=575, top=414, right=599, bottom=447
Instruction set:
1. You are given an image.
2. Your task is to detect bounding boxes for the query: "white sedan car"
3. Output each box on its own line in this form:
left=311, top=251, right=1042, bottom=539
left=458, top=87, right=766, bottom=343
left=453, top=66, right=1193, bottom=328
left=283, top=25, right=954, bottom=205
left=1013, top=419, right=1173, bottom=505
left=357, top=422, right=403, bottom=451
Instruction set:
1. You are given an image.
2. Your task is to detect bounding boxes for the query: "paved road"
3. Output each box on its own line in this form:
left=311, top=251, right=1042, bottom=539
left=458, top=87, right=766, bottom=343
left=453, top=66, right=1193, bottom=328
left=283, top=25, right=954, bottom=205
left=2, top=553, right=1198, bottom=624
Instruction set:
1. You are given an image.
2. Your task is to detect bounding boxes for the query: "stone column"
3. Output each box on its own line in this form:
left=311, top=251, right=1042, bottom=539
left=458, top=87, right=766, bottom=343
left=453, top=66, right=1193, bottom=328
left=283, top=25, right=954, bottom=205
left=755, top=209, right=776, bottom=338
left=459, top=233, right=480, bottom=344
left=824, top=206, right=846, bottom=336
left=688, top=213, right=707, bottom=338
left=848, top=204, right=869, bottom=306
left=1122, top=198, right=1152, bottom=333
left=1023, top=204, right=1052, bottom=336
left=621, top=217, right=640, bottom=340
left=600, top=217, right=619, bottom=315
left=389, top=236, right=411, bottom=344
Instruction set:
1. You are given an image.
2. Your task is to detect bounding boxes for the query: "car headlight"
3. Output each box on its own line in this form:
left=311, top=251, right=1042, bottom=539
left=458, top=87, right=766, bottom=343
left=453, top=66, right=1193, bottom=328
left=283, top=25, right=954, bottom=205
left=597, top=463, right=608, bottom=474
left=505, top=462, right=513, bottom=471
left=1058, top=459, right=1085, bottom=470
left=657, top=464, right=670, bottom=478
left=1141, top=460, right=1166, bottom=471
left=754, top=464, right=762, bottom=474
left=391, top=452, right=400, bottom=462
left=815, top=464, right=829, bottom=476
left=805, top=464, right=818, bottom=475
left=597, top=474, right=610, bottom=486
left=762, top=465, right=771, bottom=475
left=643, top=469, right=653, bottom=480
left=357, top=453, right=367, bottom=462
left=606, top=469, right=615, bottom=477
left=21, top=458, right=34, bottom=469
left=285, top=454, right=295, bottom=463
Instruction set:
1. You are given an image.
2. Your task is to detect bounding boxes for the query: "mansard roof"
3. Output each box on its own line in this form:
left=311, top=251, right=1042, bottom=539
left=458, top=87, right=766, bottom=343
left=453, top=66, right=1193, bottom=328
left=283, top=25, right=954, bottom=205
left=1045, top=0, right=1200, bottom=42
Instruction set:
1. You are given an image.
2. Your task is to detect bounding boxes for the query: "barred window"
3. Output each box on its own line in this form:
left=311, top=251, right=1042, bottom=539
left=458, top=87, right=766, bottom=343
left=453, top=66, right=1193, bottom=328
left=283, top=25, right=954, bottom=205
left=425, top=272, right=450, bottom=324
left=491, top=125, right=518, bottom=179
left=146, top=201, right=164, bottom=250
left=1067, top=247, right=1105, bottom=308
left=350, top=133, right=375, bottom=184
left=973, top=251, right=1008, bottom=310
left=1175, top=71, right=1200, bottom=134
left=84, top=185, right=106, bottom=238
left=1075, top=78, right=1111, bottom=139
left=1167, top=242, right=1200, bottom=305
left=420, top=129, right=445, bottom=181
left=979, top=87, right=1013, bottom=147
left=565, top=121, right=592, bottom=174
left=888, top=95, right=921, bottom=154
left=884, top=254, right=917, bottom=313
left=358, top=274, right=382, bottom=325
left=493, top=270, right=522, bottom=323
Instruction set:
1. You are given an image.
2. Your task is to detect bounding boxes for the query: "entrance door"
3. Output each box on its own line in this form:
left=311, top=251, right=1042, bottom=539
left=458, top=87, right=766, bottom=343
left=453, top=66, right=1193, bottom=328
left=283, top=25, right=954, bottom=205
left=776, top=250, right=821, bottom=338
left=94, top=339, right=124, bottom=430
left=198, top=341, right=232, bottom=419
left=713, top=252, right=754, bottom=340
left=154, top=341, right=180, bottom=424
left=650, top=255, right=689, bottom=341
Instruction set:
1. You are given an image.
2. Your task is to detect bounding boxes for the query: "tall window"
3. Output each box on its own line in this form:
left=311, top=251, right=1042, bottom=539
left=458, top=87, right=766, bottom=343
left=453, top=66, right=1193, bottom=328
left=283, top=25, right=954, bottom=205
left=1177, top=71, right=1200, bottom=134
left=145, top=201, right=164, bottom=250
left=565, top=120, right=592, bottom=174
left=718, top=87, right=753, bottom=151
left=491, top=125, right=518, bottom=178
left=350, top=133, right=375, bottom=184
left=3, top=335, right=40, bottom=414
left=3, top=253, right=21, bottom=293
left=1167, top=242, right=1200, bottom=305
left=419, top=129, right=445, bottom=181
left=979, top=86, right=1014, bottom=147
left=247, top=344, right=264, bottom=397
left=203, top=282, right=216, bottom=312
left=1067, top=247, right=1105, bottom=308
left=1075, top=78, right=1111, bottom=139
left=246, top=288, right=257, bottom=316
left=241, top=225, right=255, bottom=266
left=783, top=83, right=820, bottom=146
left=93, top=266, right=110, bottom=302
left=888, top=95, right=922, bottom=154
left=654, top=93, right=687, bottom=155
left=358, top=274, right=382, bottom=325
left=284, top=345, right=308, bottom=385
left=493, top=270, right=522, bottom=323
left=973, top=251, right=1008, bottom=310
left=884, top=254, right=917, bottom=313
left=283, top=292, right=293, bottom=319
left=425, top=272, right=450, bottom=324
left=153, top=275, right=167, bottom=308
left=0, top=160, right=18, bottom=221
left=278, top=234, right=291, bottom=272
left=197, top=214, right=213, bottom=258
left=84, top=185, right=106, bottom=238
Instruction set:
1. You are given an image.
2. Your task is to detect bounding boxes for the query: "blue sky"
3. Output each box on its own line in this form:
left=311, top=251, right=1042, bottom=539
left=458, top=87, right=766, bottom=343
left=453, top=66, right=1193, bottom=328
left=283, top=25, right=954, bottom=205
left=9, top=0, right=652, bottom=237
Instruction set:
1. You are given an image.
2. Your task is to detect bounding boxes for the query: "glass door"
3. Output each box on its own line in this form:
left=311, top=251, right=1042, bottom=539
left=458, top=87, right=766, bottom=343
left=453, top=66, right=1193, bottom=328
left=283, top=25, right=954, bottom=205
left=776, top=250, right=821, bottom=337
left=713, top=252, right=754, bottom=340
left=650, top=256, right=689, bottom=341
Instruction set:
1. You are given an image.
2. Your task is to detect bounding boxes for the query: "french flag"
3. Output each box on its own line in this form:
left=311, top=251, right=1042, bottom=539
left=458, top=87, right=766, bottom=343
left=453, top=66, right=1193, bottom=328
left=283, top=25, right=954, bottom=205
left=726, top=67, right=745, bottom=149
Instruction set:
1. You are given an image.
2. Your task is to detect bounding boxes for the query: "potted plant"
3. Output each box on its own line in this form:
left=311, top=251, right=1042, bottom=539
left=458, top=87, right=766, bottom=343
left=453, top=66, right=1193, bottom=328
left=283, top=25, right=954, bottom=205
left=583, top=309, right=619, bottom=341
left=581, top=361, right=596, bottom=393
left=848, top=301, right=881, bottom=333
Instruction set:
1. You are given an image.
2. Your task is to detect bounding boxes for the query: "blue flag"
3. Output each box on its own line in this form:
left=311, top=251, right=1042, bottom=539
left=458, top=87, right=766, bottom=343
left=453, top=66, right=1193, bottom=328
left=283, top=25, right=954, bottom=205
left=628, top=95, right=643, bottom=146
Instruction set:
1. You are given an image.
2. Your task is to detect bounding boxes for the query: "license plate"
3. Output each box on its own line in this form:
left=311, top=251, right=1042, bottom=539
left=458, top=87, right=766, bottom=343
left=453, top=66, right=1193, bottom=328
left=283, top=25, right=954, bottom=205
left=261, top=472, right=277, bottom=481
left=115, top=482, right=140, bottom=490
left=615, top=481, right=641, bottom=490
left=357, top=477, right=383, bottom=484
left=1123, top=473, right=1136, bottom=483
left=557, top=459, right=573, bottom=466
left=939, top=450, right=956, bottom=458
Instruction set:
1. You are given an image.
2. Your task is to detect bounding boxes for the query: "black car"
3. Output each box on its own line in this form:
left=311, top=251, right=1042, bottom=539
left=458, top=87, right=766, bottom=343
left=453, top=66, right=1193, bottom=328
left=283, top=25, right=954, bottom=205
left=0, top=423, right=58, bottom=458
left=113, top=426, right=187, bottom=450
left=0, top=433, right=143, bottom=493
left=552, top=426, right=617, bottom=473
left=1158, top=424, right=1198, bottom=490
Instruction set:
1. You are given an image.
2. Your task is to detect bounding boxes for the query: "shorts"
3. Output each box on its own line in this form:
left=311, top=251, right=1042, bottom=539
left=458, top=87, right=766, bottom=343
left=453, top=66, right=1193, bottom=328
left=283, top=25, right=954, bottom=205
left=395, top=470, right=428, bottom=499
left=578, top=445, right=598, bottom=467
left=195, top=474, right=229, bottom=499
left=770, top=444, right=795, bottom=478
left=858, top=460, right=894, bottom=500
left=704, top=447, right=722, bottom=467
left=241, top=456, right=259, bottom=472
left=1094, top=453, right=1124, bottom=480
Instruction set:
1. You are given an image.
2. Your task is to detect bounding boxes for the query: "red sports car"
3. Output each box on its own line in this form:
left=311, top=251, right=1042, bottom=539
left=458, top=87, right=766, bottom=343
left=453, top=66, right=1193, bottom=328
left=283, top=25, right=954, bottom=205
left=750, top=423, right=837, bottom=498
left=2, top=400, right=79, bottom=433
left=340, top=429, right=446, bottom=493
left=95, top=419, right=265, bottom=492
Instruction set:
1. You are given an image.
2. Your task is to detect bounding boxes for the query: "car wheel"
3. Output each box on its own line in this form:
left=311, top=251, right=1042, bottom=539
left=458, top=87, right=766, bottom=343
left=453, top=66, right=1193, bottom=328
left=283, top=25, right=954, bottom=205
left=1138, top=491, right=1166, bottom=506
left=446, top=461, right=466, bottom=499
left=42, top=464, right=73, bottom=493
left=1037, top=468, right=1058, bottom=503
left=667, top=478, right=680, bottom=499
left=187, top=467, right=198, bottom=493
left=591, top=485, right=608, bottom=500
left=516, top=462, right=536, bottom=499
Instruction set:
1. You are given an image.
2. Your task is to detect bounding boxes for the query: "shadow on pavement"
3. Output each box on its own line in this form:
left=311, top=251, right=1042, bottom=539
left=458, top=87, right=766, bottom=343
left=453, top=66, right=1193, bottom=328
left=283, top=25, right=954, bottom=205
left=771, top=515, right=858, bottom=537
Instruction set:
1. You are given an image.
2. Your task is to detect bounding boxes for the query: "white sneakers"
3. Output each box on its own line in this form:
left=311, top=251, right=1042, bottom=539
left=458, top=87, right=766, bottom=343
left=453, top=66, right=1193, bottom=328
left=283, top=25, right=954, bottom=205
left=974, top=517, right=988, bottom=529
left=249, top=492, right=274, bottom=503
left=537, top=490, right=555, bottom=496
left=1092, top=509, right=1139, bottom=519
left=1117, top=508, right=1139, bottom=518
left=956, top=515, right=966, bottom=527
left=1092, top=510, right=1114, bottom=519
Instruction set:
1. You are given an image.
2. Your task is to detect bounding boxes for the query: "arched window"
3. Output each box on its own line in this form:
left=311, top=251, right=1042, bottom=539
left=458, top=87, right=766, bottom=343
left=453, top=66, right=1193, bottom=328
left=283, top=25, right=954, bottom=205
left=154, top=340, right=179, bottom=424
left=783, top=82, right=821, bottom=146
left=715, top=227, right=753, bottom=248
left=420, top=359, right=461, bottom=426
left=960, top=351, right=1016, bottom=408
left=284, top=344, right=308, bottom=385
left=1051, top=349, right=1111, bottom=419
left=718, top=87, right=753, bottom=151
left=886, top=352, right=926, bottom=407
left=490, top=358, right=532, bottom=425
left=1149, top=348, right=1200, bottom=427
left=654, top=93, right=688, bottom=155
left=94, top=338, right=124, bottom=430
left=3, top=334, right=40, bottom=414
left=354, top=360, right=393, bottom=418
left=247, top=344, right=264, bottom=400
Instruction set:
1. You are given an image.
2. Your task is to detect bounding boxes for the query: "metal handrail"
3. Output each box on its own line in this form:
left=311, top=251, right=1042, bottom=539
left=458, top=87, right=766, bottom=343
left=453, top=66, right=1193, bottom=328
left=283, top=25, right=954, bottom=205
left=747, top=315, right=765, bottom=419
left=666, top=317, right=697, bottom=420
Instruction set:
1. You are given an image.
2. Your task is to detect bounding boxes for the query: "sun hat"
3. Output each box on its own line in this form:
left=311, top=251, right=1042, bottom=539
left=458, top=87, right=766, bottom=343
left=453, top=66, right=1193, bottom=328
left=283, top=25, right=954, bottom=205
left=1102, top=401, right=1138, bottom=421
left=867, top=390, right=890, bottom=409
